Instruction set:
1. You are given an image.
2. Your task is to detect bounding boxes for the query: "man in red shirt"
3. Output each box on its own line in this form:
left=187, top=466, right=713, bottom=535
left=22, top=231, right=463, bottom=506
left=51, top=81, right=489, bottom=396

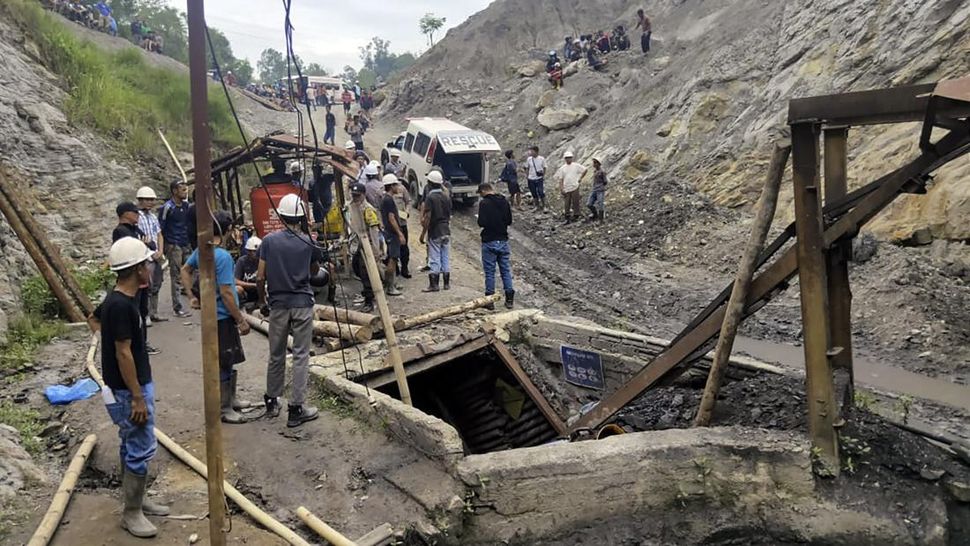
left=636, top=9, right=652, bottom=54
left=341, top=88, right=353, bottom=115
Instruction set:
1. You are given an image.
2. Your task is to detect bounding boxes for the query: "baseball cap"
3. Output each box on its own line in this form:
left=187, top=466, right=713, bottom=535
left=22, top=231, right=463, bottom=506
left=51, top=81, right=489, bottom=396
left=169, top=180, right=187, bottom=192
left=116, top=202, right=139, bottom=216
left=350, top=182, right=366, bottom=195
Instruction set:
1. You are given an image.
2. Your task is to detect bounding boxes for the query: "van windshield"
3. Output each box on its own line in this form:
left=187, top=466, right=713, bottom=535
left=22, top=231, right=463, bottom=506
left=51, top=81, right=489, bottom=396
left=434, top=149, right=484, bottom=187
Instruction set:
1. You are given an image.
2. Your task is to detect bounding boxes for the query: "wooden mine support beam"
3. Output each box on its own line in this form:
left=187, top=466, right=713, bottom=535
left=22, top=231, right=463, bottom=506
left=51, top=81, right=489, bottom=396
left=791, top=122, right=840, bottom=476
left=823, top=127, right=855, bottom=413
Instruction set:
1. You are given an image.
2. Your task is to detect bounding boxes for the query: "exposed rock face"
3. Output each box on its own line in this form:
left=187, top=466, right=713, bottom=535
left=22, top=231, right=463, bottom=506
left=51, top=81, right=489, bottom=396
left=0, top=424, right=46, bottom=498
left=537, top=107, right=588, bottom=130
left=381, top=0, right=970, bottom=242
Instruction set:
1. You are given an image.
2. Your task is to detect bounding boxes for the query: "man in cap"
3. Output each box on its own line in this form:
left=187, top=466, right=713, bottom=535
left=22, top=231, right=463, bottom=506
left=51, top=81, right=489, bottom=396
left=158, top=181, right=192, bottom=318
left=384, top=148, right=405, bottom=179
left=363, top=162, right=383, bottom=209
left=553, top=150, right=587, bottom=223
left=380, top=174, right=406, bottom=296
left=345, top=114, right=364, bottom=151
left=287, top=160, right=304, bottom=188
left=477, top=182, right=515, bottom=309
left=256, top=193, right=322, bottom=427
left=94, top=237, right=171, bottom=538
left=181, top=211, right=251, bottom=424
left=421, top=171, right=452, bottom=292
left=347, top=182, right=381, bottom=312
left=235, top=236, right=261, bottom=311
left=135, top=187, right=166, bottom=323
left=586, top=157, right=608, bottom=223
left=113, top=202, right=159, bottom=356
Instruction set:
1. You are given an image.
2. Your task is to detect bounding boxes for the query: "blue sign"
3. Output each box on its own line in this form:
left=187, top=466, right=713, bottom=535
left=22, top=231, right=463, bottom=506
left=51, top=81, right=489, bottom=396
left=560, top=345, right=605, bottom=390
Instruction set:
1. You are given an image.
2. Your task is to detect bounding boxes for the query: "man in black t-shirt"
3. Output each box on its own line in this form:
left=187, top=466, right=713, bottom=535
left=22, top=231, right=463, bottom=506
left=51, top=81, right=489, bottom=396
left=380, top=174, right=406, bottom=296
left=113, top=202, right=159, bottom=355
left=420, top=171, right=452, bottom=292
left=93, top=237, right=169, bottom=538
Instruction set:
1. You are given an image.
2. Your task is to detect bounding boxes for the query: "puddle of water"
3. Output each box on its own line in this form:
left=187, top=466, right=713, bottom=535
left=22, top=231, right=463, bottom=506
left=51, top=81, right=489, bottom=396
left=734, top=336, right=970, bottom=412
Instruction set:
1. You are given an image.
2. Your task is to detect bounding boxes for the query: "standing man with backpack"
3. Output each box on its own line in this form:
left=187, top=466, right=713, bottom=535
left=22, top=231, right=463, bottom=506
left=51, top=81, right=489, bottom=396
left=523, top=145, right=547, bottom=211
left=159, top=181, right=192, bottom=318
left=256, top=194, right=322, bottom=427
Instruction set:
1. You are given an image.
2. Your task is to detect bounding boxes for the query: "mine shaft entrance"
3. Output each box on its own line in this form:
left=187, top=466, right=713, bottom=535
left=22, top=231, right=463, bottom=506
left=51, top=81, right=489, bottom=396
left=359, top=334, right=567, bottom=455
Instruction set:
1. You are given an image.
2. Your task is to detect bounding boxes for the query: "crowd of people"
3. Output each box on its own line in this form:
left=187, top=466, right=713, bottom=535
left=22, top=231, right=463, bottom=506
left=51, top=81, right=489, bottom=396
left=41, top=0, right=117, bottom=36
left=545, top=8, right=652, bottom=86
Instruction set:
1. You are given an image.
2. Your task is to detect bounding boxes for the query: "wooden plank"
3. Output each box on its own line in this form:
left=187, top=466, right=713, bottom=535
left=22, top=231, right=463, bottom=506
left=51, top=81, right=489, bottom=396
left=492, top=339, right=569, bottom=437
left=364, top=335, right=492, bottom=389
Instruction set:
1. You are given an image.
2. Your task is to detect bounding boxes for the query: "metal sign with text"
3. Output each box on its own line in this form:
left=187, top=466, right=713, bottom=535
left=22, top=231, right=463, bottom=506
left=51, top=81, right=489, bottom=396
left=560, top=345, right=605, bottom=390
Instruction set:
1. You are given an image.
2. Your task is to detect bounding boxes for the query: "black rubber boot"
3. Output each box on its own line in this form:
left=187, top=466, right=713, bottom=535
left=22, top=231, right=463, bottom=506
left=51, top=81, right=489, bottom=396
left=443, top=273, right=451, bottom=290
left=221, top=381, right=245, bottom=424
left=584, top=205, right=597, bottom=223
left=598, top=210, right=605, bottom=223
left=287, top=404, right=320, bottom=428
left=422, top=273, right=440, bottom=292
left=230, top=370, right=251, bottom=411
left=263, top=395, right=280, bottom=419
left=505, top=290, right=515, bottom=309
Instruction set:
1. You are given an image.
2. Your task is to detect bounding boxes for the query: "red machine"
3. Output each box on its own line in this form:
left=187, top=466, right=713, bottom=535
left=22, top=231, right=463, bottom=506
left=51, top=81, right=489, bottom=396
left=249, top=184, right=308, bottom=238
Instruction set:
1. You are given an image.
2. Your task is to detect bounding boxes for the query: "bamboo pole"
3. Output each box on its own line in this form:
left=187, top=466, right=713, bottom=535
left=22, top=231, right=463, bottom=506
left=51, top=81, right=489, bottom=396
left=694, top=142, right=790, bottom=427
left=313, top=305, right=382, bottom=329
left=157, top=129, right=188, bottom=185
left=313, top=320, right=372, bottom=342
left=27, top=434, right=98, bottom=546
left=350, top=202, right=412, bottom=405
left=295, top=507, right=357, bottom=546
left=83, top=335, right=311, bottom=546
left=0, top=189, right=85, bottom=322
left=0, top=171, right=93, bottom=315
left=399, top=294, right=502, bottom=331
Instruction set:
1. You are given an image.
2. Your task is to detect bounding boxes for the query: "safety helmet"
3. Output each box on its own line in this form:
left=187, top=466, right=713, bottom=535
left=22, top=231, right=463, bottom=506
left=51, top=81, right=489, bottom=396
left=549, top=50, right=557, bottom=56
left=287, top=161, right=303, bottom=174
left=277, top=193, right=306, bottom=219
left=389, top=149, right=401, bottom=157
left=108, top=237, right=153, bottom=272
left=563, top=150, right=575, bottom=159
left=344, top=140, right=356, bottom=150
left=382, top=174, right=399, bottom=186
left=244, top=236, right=262, bottom=251
left=426, top=171, right=444, bottom=185
left=363, top=164, right=380, bottom=177
left=135, top=186, right=157, bottom=200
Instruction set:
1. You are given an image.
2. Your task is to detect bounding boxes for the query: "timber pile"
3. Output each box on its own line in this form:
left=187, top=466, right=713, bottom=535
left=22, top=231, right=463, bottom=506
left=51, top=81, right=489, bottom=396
left=0, top=168, right=92, bottom=322
left=236, top=87, right=290, bottom=112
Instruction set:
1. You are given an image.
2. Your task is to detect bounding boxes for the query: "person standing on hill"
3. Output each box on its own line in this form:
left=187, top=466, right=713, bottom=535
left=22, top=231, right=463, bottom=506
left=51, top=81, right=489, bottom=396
left=499, top=149, right=521, bottom=209
left=554, top=150, right=587, bottom=223
left=421, top=171, right=452, bottom=292
left=324, top=104, right=336, bottom=146
left=586, top=157, right=608, bottom=223
left=636, top=9, right=652, bottom=54
left=523, top=145, right=547, bottom=211
left=159, top=181, right=192, bottom=318
left=477, top=182, right=515, bottom=309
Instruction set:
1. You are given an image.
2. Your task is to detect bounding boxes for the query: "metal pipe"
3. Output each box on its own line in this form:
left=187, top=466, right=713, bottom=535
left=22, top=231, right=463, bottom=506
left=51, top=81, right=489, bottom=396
left=186, top=0, right=227, bottom=541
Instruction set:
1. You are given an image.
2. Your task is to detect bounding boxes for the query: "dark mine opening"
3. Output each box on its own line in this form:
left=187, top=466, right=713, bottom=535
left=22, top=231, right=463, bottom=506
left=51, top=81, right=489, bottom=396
left=373, top=345, right=561, bottom=454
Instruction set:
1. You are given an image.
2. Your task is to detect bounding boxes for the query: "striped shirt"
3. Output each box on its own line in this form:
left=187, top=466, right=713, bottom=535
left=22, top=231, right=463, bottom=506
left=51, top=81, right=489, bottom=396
left=137, top=210, right=161, bottom=245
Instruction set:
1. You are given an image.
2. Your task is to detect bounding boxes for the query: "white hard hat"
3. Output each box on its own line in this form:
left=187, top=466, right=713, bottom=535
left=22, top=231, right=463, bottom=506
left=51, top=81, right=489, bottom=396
left=426, top=170, right=444, bottom=185
left=344, top=140, right=356, bottom=150
left=382, top=174, right=399, bottom=186
left=277, top=193, right=306, bottom=218
left=244, top=236, right=262, bottom=251
left=363, top=164, right=380, bottom=176
left=563, top=150, right=574, bottom=158
left=592, top=156, right=602, bottom=164
left=389, top=149, right=401, bottom=157
left=287, top=161, right=303, bottom=174
left=108, top=237, right=153, bottom=272
left=135, top=186, right=157, bottom=200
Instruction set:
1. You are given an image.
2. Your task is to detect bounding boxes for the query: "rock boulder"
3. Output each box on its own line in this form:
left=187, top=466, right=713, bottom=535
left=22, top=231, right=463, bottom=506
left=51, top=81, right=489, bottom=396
left=537, top=108, right=589, bottom=131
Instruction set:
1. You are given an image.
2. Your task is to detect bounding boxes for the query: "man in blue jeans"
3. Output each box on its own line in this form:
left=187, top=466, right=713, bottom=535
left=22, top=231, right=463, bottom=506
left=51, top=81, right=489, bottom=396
left=93, top=237, right=170, bottom=538
left=421, top=171, right=452, bottom=292
left=477, top=182, right=515, bottom=309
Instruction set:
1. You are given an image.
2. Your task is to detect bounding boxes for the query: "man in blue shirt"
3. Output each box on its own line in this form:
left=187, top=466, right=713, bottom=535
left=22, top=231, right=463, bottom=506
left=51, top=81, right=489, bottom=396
left=256, top=194, right=324, bottom=427
left=159, top=181, right=192, bottom=318
left=180, top=211, right=251, bottom=423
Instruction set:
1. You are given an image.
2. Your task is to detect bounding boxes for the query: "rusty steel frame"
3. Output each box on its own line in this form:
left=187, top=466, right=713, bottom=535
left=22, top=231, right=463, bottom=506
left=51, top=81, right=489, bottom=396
left=572, top=78, right=970, bottom=433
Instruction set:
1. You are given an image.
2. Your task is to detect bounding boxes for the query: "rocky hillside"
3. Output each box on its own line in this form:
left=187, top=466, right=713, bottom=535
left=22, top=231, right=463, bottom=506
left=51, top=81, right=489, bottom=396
left=382, top=0, right=970, bottom=242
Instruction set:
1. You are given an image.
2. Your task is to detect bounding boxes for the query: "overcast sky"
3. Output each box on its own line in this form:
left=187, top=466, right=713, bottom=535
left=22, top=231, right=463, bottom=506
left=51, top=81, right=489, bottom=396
left=178, top=0, right=493, bottom=74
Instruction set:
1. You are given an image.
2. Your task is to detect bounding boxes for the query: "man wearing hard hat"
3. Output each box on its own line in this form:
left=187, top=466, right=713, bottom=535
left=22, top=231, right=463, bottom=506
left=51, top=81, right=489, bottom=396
left=135, top=186, right=166, bottom=323
left=553, top=150, right=588, bottom=223
left=255, top=193, right=322, bottom=427
left=98, top=237, right=171, bottom=538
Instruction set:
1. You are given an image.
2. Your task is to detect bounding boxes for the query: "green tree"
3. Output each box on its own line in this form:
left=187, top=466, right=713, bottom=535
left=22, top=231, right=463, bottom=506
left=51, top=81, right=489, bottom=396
left=356, top=68, right=376, bottom=90
left=341, top=65, right=357, bottom=86
left=132, top=0, right=189, bottom=63
left=359, top=37, right=416, bottom=82
left=257, top=48, right=287, bottom=83
left=419, top=13, right=446, bottom=47
left=304, top=62, right=329, bottom=76
left=227, top=58, right=253, bottom=86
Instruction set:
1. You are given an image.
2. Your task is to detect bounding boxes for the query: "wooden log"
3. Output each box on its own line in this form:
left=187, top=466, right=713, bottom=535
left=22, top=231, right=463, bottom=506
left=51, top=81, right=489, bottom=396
left=694, top=141, right=790, bottom=427
left=313, top=305, right=381, bottom=329
left=313, top=320, right=372, bottom=343
left=83, top=335, right=311, bottom=546
left=400, top=294, right=502, bottom=331
left=0, top=173, right=93, bottom=316
left=295, top=507, right=357, bottom=546
left=27, top=434, right=98, bottom=546
left=0, top=189, right=85, bottom=322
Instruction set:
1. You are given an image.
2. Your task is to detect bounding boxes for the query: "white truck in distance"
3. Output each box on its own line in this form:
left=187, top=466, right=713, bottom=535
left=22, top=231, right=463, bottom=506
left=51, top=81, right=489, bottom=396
left=382, top=118, right=502, bottom=207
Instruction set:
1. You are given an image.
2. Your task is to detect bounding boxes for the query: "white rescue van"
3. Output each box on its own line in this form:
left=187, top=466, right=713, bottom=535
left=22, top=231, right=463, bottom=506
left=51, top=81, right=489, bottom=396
left=383, top=118, right=502, bottom=206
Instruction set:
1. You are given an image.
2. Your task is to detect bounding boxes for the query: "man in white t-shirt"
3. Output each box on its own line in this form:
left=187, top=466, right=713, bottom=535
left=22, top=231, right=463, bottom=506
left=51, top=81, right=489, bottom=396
left=553, top=150, right=587, bottom=223
left=523, top=145, right=547, bottom=211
